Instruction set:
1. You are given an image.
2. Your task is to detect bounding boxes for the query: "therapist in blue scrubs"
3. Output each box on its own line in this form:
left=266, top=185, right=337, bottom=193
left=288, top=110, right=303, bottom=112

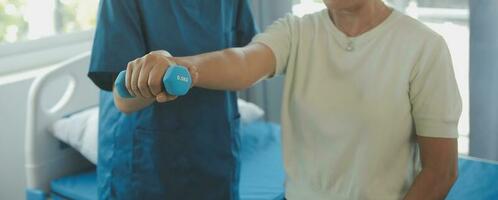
left=87, top=1, right=256, bottom=199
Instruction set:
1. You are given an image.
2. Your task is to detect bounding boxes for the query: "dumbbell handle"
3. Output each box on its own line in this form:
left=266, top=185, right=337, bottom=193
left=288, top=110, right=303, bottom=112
left=114, top=65, right=192, bottom=98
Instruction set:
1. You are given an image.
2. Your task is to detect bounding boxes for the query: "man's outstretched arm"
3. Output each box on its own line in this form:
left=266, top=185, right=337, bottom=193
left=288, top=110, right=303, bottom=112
left=113, top=43, right=276, bottom=113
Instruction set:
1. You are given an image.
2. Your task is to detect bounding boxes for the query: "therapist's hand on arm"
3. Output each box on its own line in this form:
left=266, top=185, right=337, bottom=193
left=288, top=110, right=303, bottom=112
left=404, top=136, right=458, bottom=200
left=113, top=51, right=199, bottom=114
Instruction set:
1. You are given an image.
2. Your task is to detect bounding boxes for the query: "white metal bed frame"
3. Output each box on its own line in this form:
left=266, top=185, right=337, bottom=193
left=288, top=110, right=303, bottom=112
left=25, top=51, right=99, bottom=194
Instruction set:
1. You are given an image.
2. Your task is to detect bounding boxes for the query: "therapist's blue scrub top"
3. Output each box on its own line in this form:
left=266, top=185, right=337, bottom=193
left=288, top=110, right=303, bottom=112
left=87, top=1, right=256, bottom=199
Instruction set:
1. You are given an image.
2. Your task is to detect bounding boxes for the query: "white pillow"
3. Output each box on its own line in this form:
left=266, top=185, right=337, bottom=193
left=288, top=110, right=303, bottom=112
left=51, top=99, right=264, bottom=165
left=238, top=99, right=265, bottom=123
left=52, top=107, right=98, bottom=165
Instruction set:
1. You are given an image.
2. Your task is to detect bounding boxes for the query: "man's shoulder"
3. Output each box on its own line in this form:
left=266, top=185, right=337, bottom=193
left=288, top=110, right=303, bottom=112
left=393, top=12, right=444, bottom=42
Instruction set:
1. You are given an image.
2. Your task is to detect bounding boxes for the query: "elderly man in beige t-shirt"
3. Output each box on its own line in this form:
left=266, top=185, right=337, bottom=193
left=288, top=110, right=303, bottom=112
left=114, top=0, right=462, bottom=199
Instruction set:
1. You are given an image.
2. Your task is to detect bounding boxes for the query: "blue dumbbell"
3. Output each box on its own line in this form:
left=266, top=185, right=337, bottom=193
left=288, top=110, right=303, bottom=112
left=114, top=65, right=192, bottom=98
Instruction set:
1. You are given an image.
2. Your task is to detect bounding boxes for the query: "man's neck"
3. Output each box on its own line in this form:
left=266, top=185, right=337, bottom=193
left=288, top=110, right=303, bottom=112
left=328, top=1, right=391, bottom=37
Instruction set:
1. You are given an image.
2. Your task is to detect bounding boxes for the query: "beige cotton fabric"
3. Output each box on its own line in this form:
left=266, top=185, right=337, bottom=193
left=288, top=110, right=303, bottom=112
left=251, top=9, right=462, bottom=200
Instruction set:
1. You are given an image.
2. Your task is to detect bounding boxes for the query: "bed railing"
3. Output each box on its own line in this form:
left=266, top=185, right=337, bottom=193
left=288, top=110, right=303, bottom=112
left=25, top=51, right=98, bottom=194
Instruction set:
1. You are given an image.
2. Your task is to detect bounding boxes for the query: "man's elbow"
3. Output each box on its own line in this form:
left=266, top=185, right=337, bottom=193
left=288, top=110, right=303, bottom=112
left=434, top=165, right=458, bottom=193
left=447, top=167, right=458, bottom=187
left=233, top=77, right=257, bottom=91
left=443, top=160, right=459, bottom=187
left=422, top=165, right=458, bottom=196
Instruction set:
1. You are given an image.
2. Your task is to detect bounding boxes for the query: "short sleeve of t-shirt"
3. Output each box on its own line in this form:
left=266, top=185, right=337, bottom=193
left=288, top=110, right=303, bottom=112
left=88, top=0, right=147, bottom=91
left=250, top=15, right=296, bottom=76
left=409, top=35, right=462, bottom=138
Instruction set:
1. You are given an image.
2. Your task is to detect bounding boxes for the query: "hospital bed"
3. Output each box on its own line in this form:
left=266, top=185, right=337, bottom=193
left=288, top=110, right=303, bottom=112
left=25, top=52, right=498, bottom=200
left=25, top=52, right=98, bottom=200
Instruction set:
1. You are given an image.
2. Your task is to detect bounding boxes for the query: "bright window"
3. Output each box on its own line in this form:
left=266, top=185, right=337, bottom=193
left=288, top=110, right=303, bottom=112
left=292, top=0, right=470, bottom=155
left=0, top=0, right=98, bottom=44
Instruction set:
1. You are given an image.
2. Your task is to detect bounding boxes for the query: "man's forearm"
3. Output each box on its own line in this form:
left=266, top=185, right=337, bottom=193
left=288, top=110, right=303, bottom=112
left=178, top=43, right=276, bottom=91
left=181, top=48, right=251, bottom=90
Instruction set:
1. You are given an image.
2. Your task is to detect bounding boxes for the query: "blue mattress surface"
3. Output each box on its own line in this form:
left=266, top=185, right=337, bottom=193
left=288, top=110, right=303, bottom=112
left=238, top=122, right=285, bottom=200
left=51, top=121, right=285, bottom=200
left=447, top=157, right=498, bottom=200
left=51, top=170, right=97, bottom=200
left=51, top=122, right=498, bottom=200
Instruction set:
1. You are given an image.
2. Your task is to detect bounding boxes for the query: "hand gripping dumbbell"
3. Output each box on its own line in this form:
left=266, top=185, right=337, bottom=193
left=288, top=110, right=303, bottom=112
left=114, top=64, right=192, bottom=98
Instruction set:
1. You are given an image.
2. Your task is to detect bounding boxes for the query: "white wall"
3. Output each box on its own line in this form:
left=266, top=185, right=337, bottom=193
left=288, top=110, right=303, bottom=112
left=0, top=36, right=92, bottom=199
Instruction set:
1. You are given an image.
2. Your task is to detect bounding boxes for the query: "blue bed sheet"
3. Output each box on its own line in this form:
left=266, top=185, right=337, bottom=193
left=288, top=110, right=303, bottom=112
left=50, top=121, right=285, bottom=200
left=447, top=157, right=498, bottom=200
left=50, top=122, right=498, bottom=200
left=239, top=122, right=286, bottom=200
left=50, top=170, right=97, bottom=200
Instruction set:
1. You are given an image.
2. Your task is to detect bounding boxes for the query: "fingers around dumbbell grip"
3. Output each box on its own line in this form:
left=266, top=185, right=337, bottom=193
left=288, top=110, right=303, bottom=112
left=115, top=70, right=133, bottom=98
left=137, top=58, right=155, bottom=98
left=156, top=92, right=177, bottom=103
left=124, top=61, right=135, bottom=97
left=148, top=63, right=169, bottom=98
left=115, top=69, right=169, bottom=99
left=130, top=58, right=146, bottom=98
left=115, top=65, right=191, bottom=99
